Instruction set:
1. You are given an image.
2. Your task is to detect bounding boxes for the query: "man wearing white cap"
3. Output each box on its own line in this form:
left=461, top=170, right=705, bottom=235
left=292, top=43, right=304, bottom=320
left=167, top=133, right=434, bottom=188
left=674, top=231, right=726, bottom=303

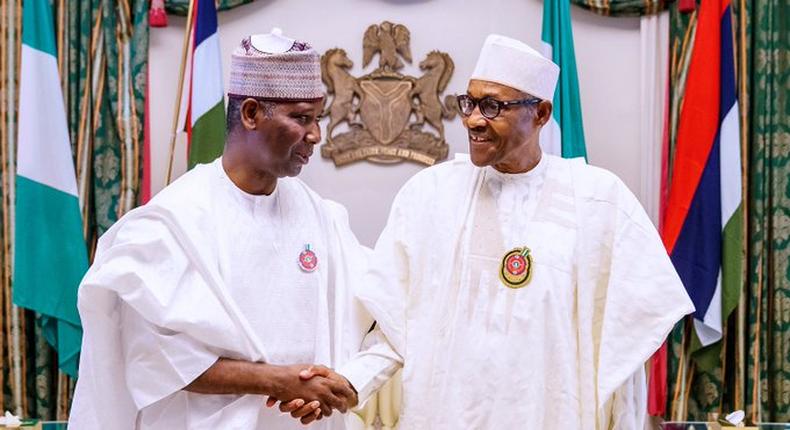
left=69, top=30, right=370, bottom=429
left=307, top=34, right=695, bottom=428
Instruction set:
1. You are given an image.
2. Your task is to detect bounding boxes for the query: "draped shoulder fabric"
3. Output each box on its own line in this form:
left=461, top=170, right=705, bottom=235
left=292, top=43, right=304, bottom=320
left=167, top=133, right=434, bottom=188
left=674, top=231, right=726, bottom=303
left=344, top=154, right=693, bottom=429
left=69, top=160, right=373, bottom=430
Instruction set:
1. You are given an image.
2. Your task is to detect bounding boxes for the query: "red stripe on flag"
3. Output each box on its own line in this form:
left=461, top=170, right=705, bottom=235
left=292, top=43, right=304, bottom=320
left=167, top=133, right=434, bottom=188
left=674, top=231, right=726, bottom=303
left=649, top=0, right=732, bottom=415
left=661, top=0, right=722, bottom=254
left=719, top=0, right=732, bottom=15
left=648, top=342, right=668, bottom=415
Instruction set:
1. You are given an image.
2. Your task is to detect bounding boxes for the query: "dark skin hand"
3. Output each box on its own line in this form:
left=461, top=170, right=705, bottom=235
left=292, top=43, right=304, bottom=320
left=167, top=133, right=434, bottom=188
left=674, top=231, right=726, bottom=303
left=187, top=99, right=337, bottom=424
left=266, top=365, right=359, bottom=425
left=184, top=359, right=356, bottom=421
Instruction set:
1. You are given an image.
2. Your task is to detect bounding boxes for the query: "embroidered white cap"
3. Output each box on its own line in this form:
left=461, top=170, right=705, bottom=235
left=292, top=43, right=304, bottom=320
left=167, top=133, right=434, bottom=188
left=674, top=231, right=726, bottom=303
left=470, top=34, right=559, bottom=101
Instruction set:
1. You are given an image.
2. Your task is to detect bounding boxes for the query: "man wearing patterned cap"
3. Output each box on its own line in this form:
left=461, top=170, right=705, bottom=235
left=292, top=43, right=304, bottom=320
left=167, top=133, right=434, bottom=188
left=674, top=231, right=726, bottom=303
left=69, top=30, right=369, bottom=429
left=297, top=34, right=695, bottom=428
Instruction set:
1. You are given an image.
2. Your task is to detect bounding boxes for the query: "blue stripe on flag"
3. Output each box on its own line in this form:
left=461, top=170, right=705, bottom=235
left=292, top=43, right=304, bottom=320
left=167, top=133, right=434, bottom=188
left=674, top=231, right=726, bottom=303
left=672, top=4, right=737, bottom=325
left=194, top=0, right=218, bottom=47
left=671, top=135, right=722, bottom=321
left=720, top=5, right=736, bottom=118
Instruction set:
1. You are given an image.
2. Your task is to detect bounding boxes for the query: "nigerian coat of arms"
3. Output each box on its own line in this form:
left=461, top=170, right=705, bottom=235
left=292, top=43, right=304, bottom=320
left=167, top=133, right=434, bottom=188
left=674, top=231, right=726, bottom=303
left=320, top=22, right=457, bottom=166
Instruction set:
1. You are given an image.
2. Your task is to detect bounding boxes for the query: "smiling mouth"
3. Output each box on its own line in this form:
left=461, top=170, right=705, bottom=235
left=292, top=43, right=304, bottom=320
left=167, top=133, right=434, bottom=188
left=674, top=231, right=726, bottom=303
left=469, top=135, right=492, bottom=143
left=294, top=153, right=311, bottom=164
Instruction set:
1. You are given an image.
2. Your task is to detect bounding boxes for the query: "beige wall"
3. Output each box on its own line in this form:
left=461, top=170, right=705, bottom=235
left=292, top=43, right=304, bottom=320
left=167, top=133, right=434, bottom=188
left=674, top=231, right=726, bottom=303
left=149, top=0, right=643, bottom=247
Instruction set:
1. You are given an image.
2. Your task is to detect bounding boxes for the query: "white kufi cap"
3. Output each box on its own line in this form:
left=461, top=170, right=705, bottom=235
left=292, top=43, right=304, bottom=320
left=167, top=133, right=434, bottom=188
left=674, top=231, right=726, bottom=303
left=470, top=34, right=559, bottom=100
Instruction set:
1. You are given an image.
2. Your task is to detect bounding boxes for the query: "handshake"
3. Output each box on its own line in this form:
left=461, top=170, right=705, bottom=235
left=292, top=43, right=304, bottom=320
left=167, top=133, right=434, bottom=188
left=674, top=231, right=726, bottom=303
left=266, top=364, right=358, bottom=425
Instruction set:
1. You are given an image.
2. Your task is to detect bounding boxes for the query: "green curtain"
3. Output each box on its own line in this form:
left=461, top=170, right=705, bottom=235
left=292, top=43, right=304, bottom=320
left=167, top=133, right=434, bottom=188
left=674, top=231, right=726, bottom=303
left=170, top=0, right=671, bottom=18
left=570, top=0, right=672, bottom=16
left=665, top=0, right=789, bottom=422
left=0, top=0, right=148, bottom=420
left=746, top=0, right=789, bottom=417
left=165, top=0, right=253, bottom=15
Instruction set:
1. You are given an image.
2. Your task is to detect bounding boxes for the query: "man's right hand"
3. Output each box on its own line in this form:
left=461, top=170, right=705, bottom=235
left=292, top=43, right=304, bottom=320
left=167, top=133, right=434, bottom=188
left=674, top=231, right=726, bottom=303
left=270, top=364, right=357, bottom=417
left=184, top=358, right=354, bottom=425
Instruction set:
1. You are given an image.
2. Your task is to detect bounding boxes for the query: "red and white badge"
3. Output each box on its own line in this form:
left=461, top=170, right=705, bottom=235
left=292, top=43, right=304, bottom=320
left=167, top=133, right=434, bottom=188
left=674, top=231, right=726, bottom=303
left=298, top=244, right=318, bottom=272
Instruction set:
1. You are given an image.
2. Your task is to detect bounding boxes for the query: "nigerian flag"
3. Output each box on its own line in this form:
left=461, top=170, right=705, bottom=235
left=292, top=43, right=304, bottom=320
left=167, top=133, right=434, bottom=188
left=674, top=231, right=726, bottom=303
left=187, top=0, right=225, bottom=169
left=15, top=0, right=88, bottom=378
left=540, top=0, right=587, bottom=160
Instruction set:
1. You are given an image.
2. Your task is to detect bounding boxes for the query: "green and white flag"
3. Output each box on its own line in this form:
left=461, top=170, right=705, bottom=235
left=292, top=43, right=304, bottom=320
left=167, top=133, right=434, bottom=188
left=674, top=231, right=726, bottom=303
left=187, top=0, right=225, bottom=169
left=540, top=0, right=587, bottom=160
left=15, top=0, right=88, bottom=378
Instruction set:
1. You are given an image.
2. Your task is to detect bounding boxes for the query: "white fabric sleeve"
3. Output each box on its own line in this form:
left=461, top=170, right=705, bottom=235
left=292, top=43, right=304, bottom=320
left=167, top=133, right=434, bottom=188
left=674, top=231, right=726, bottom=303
left=119, top=301, right=220, bottom=409
left=354, top=190, right=411, bottom=358
left=595, top=182, right=695, bottom=405
left=337, top=327, right=403, bottom=405
left=337, top=182, right=414, bottom=406
left=85, top=213, right=250, bottom=410
left=608, top=366, right=648, bottom=430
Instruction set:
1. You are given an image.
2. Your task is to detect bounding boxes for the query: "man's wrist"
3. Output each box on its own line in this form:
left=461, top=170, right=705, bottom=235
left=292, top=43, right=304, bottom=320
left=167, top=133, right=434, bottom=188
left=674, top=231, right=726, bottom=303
left=343, top=376, right=358, bottom=395
left=257, top=363, right=283, bottom=397
left=338, top=375, right=359, bottom=408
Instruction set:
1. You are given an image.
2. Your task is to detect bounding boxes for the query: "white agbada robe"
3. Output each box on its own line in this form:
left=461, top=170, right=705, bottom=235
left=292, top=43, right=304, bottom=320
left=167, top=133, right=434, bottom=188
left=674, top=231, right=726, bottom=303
left=339, top=153, right=695, bottom=429
left=69, top=159, right=373, bottom=430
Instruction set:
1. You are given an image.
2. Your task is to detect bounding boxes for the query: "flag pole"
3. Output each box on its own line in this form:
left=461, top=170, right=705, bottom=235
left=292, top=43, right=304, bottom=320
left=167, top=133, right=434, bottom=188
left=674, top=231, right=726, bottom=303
left=165, top=0, right=196, bottom=185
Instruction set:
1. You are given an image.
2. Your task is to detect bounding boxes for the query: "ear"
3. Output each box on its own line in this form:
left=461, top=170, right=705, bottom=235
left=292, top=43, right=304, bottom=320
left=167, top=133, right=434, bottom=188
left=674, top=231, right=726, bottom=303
left=240, top=98, right=261, bottom=130
left=535, top=100, right=553, bottom=127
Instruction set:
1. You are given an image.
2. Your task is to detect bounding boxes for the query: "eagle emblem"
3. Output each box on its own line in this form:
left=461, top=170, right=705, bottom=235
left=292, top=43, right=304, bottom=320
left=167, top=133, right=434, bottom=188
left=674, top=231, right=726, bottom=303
left=363, top=21, right=412, bottom=72
left=320, top=22, right=457, bottom=166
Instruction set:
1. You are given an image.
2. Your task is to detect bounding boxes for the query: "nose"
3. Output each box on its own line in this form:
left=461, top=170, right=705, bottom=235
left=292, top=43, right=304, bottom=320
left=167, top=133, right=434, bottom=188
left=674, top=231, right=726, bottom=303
left=305, top=121, right=321, bottom=145
left=464, top=105, right=487, bottom=130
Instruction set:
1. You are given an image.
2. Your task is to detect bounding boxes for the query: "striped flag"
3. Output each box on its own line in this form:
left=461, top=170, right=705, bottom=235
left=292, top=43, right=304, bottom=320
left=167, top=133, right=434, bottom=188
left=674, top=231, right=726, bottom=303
left=15, top=0, right=88, bottom=378
left=540, top=0, right=587, bottom=160
left=186, top=0, right=225, bottom=169
left=662, top=0, right=743, bottom=348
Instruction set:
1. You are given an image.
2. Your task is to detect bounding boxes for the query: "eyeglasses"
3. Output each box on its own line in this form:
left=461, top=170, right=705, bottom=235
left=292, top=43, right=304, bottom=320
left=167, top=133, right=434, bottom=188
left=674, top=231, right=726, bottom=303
left=456, top=95, right=542, bottom=119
